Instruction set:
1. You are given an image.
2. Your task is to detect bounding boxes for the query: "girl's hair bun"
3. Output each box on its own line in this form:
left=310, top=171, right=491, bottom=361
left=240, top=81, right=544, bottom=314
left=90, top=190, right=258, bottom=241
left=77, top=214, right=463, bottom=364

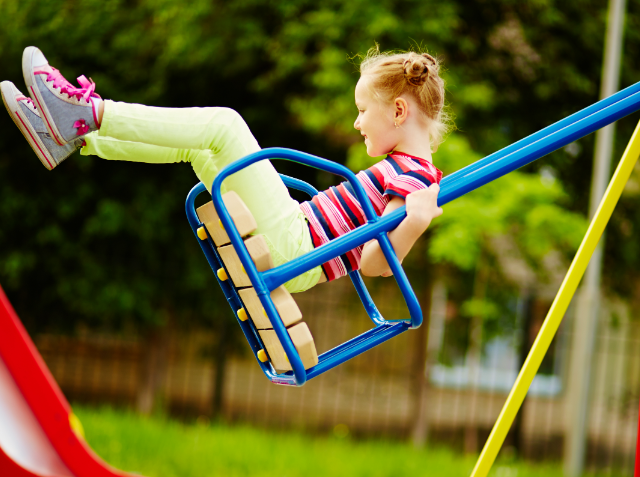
left=403, top=53, right=438, bottom=87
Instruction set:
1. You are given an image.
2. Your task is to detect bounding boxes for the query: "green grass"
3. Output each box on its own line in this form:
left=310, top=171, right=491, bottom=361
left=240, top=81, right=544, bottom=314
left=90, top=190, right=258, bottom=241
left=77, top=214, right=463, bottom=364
left=75, top=405, right=566, bottom=477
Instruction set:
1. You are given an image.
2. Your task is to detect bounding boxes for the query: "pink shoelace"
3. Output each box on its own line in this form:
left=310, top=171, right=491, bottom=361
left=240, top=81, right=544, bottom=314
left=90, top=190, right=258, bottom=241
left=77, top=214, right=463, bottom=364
left=16, top=95, right=35, bottom=107
left=45, top=68, right=101, bottom=103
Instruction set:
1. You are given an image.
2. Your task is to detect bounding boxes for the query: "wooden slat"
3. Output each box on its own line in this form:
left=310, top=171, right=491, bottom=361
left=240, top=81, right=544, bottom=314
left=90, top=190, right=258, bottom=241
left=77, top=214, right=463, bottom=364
left=258, top=323, right=318, bottom=373
left=196, top=191, right=257, bottom=246
left=238, top=286, right=302, bottom=329
left=217, top=235, right=273, bottom=287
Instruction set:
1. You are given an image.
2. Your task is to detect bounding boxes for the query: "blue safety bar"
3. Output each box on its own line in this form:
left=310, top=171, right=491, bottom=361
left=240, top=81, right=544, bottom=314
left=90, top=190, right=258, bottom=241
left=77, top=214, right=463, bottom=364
left=186, top=79, right=640, bottom=386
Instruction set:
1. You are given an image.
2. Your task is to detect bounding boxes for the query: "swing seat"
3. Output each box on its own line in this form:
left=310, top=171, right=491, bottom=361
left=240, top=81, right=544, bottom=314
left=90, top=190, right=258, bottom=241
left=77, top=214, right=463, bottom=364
left=186, top=149, right=422, bottom=386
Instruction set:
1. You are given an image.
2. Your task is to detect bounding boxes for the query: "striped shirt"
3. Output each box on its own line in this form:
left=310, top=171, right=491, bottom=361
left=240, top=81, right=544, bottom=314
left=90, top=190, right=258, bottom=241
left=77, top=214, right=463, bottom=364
left=300, top=152, right=442, bottom=282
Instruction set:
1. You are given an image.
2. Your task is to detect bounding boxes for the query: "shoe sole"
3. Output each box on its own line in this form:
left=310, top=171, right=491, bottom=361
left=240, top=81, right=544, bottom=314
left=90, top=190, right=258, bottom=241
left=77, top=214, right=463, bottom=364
left=22, top=46, right=66, bottom=147
left=1, top=81, right=56, bottom=170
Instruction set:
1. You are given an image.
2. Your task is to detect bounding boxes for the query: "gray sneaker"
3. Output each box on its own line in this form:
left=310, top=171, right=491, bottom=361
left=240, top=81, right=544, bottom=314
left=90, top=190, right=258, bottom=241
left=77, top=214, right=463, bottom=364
left=22, top=46, right=100, bottom=146
left=1, top=81, right=83, bottom=170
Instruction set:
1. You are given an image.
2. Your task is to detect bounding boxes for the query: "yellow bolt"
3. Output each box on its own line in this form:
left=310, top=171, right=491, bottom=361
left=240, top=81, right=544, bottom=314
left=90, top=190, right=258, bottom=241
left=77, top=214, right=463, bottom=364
left=242, top=265, right=246, bottom=274
left=197, top=226, right=208, bottom=241
left=218, top=219, right=224, bottom=230
left=69, top=412, right=85, bottom=439
left=257, top=349, right=268, bottom=362
left=262, top=308, right=267, bottom=317
left=284, top=352, right=289, bottom=363
left=237, top=308, right=248, bottom=321
left=217, top=268, right=228, bottom=281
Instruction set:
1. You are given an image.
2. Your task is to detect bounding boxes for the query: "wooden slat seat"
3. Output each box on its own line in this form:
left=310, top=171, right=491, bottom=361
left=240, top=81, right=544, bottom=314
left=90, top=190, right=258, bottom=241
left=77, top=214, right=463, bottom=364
left=196, top=191, right=318, bottom=372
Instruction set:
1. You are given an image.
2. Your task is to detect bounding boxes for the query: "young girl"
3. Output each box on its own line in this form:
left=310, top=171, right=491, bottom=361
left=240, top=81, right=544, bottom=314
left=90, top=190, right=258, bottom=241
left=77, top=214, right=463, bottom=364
left=2, top=46, right=444, bottom=293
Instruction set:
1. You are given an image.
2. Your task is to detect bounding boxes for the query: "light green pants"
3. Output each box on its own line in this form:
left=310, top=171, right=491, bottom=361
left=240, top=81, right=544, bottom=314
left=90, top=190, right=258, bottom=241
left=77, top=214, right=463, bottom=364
left=81, top=100, right=322, bottom=293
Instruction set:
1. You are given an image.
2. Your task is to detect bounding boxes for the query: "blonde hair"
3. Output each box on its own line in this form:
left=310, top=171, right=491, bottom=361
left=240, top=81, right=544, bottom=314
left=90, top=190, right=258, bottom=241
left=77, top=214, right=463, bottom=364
left=359, top=47, right=451, bottom=151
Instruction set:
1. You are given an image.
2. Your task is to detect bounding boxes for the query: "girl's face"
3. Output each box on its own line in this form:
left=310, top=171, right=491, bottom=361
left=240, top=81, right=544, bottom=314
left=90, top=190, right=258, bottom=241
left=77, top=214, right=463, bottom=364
left=354, top=76, right=398, bottom=157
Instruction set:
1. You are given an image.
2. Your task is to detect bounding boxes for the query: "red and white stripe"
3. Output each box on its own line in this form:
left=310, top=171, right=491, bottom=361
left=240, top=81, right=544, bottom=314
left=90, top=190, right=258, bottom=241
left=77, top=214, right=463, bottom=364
left=300, top=152, right=442, bottom=281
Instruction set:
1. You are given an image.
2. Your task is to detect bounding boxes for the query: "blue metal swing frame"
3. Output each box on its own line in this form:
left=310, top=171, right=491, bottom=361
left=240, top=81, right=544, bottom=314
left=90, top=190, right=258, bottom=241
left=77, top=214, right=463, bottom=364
left=186, top=78, right=640, bottom=387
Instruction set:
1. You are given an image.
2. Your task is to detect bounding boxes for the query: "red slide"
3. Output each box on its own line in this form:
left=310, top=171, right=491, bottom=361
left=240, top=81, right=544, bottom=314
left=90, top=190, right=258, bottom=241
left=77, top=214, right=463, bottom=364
left=0, top=285, right=137, bottom=477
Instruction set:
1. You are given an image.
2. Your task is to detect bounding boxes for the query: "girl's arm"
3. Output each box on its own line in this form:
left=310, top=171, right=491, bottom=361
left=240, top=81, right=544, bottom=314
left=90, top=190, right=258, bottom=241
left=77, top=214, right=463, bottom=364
left=360, top=183, right=443, bottom=277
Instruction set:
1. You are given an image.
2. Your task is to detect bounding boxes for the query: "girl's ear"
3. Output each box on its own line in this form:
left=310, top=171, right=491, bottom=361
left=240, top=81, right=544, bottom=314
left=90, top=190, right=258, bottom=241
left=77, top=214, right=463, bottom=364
left=394, top=97, right=409, bottom=125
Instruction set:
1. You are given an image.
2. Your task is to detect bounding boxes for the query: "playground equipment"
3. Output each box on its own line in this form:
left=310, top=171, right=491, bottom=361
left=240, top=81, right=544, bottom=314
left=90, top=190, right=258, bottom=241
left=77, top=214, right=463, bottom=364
left=0, top=286, right=132, bottom=477
left=186, top=78, right=640, bottom=388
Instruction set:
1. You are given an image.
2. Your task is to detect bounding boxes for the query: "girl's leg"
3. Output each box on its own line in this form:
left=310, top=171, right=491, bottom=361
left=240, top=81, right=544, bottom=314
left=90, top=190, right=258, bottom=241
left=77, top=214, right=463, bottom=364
left=81, top=131, right=323, bottom=294
left=23, top=46, right=322, bottom=292
left=98, top=100, right=287, bottom=201
left=95, top=101, right=302, bottom=252
left=24, top=46, right=293, bottom=230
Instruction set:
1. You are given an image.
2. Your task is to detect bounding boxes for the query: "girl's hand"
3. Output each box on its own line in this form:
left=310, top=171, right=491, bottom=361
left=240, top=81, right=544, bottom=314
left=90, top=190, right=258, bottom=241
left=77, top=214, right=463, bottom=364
left=405, top=183, right=443, bottom=231
left=360, top=184, right=442, bottom=278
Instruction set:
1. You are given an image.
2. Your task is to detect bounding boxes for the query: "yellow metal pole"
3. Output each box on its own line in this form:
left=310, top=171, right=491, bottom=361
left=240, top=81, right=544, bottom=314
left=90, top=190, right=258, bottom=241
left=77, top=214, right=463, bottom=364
left=470, top=119, right=640, bottom=477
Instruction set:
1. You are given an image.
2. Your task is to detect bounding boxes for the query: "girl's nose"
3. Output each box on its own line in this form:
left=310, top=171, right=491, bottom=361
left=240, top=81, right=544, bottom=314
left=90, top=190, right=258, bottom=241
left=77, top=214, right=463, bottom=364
left=354, top=118, right=360, bottom=130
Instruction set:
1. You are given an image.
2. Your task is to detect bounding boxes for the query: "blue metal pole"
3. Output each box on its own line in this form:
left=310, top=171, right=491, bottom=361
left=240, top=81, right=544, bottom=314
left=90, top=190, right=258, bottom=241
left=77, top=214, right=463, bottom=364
left=444, top=79, right=640, bottom=187
left=439, top=88, right=640, bottom=204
